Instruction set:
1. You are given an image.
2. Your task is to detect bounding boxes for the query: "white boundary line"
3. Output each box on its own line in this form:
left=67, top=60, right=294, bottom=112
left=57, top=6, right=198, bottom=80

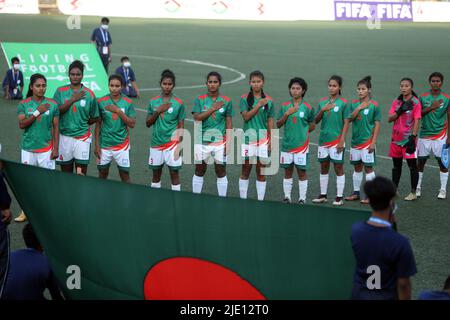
left=112, top=53, right=246, bottom=91
left=134, top=107, right=440, bottom=169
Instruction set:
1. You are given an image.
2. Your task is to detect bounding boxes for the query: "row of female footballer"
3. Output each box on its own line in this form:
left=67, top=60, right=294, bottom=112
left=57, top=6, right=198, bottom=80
left=17, top=61, right=449, bottom=207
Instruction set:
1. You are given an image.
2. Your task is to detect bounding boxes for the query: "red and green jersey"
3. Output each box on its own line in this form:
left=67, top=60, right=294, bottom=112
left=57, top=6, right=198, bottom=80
left=347, top=100, right=382, bottom=149
left=419, top=91, right=450, bottom=140
left=17, top=97, right=59, bottom=152
left=192, top=93, right=234, bottom=145
left=278, top=100, right=315, bottom=153
left=317, top=96, right=349, bottom=147
left=239, top=94, right=275, bottom=145
left=53, top=84, right=99, bottom=140
left=147, top=94, right=186, bottom=149
left=97, top=94, right=136, bottom=150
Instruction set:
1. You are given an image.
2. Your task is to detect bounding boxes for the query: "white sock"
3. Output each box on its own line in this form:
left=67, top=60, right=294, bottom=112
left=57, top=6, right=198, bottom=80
left=239, top=178, right=249, bottom=199
left=256, top=180, right=266, bottom=201
left=440, top=171, right=448, bottom=191
left=217, top=176, right=228, bottom=197
left=192, top=175, right=204, bottom=194
left=353, top=171, right=363, bottom=192
left=366, top=171, right=376, bottom=182
left=336, top=174, right=345, bottom=198
left=283, top=178, right=293, bottom=200
left=418, top=172, right=423, bottom=189
left=320, top=174, right=329, bottom=195
left=299, top=180, right=308, bottom=201
left=151, top=181, right=161, bottom=188
left=171, top=184, right=181, bottom=191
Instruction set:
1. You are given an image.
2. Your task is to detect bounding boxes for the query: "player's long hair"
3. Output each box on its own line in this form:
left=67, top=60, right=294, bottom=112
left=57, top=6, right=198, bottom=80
left=289, top=77, right=308, bottom=98
left=329, top=75, right=343, bottom=96
left=160, top=69, right=176, bottom=87
left=397, top=77, right=418, bottom=101
left=246, top=70, right=267, bottom=111
left=26, top=73, right=46, bottom=98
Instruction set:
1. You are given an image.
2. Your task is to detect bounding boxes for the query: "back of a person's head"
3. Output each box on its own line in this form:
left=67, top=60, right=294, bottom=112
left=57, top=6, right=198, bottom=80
left=444, top=275, right=450, bottom=290
left=23, top=223, right=41, bottom=250
left=363, top=176, right=397, bottom=212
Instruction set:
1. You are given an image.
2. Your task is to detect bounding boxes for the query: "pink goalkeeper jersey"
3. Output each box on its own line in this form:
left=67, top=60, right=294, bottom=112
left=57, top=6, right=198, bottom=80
left=389, top=96, right=422, bottom=146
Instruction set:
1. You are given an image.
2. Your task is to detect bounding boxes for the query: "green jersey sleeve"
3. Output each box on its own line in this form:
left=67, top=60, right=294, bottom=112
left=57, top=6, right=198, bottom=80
left=178, top=103, right=186, bottom=121
left=90, top=97, right=99, bottom=118
left=192, top=97, right=202, bottom=113
left=128, top=103, right=136, bottom=118
left=17, top=101, right=25, bottom=115
left=268, top=100, right=275, bottom=118
left=225, top=100, right=233, bottom=117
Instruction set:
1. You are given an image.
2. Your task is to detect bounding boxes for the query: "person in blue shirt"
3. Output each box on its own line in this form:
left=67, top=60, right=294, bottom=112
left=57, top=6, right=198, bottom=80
left=2, top=223, right=63, bottom=300
left=351, top=176, right=417, bottom=300
left=418, top=275, right=450, bottom=300
left=2, top=57, right=24, bottom=100
left=91, top=17, right=112, bottom=72
left=0, top=164, right=12, bottom=299
left=115, top=56, right=140, bottom=98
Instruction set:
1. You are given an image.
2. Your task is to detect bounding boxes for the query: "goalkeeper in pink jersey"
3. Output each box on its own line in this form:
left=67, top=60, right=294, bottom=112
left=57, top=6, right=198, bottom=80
left=388, top=78, right=422, bottom=201
left=313, top=75, right=349, bottom=206
left=239, top=71, right=275, bottom=201
left=416, top=72, right=450, bottom=200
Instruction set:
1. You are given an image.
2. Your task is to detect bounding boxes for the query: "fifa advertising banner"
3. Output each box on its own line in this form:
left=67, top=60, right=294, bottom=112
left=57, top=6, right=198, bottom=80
left=334, top=1, right=413, bottom=21
left=1, top=42, right=109, bottom=98
left=0, top=0, right=39, bottom=14
left=57, top=0, right=336, bottom=21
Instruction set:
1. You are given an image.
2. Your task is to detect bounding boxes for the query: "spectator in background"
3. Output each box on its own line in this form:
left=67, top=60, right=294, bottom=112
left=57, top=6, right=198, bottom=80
left=0, top=163, right=12, bottom=299
left=351, top=176, right=417, bottom=300
left=91, top=17, right=112, bottom=72
left=2, top=57, right=24, bottom=100
left=418, top=275, right=450, bottom=300
left=115, top=56, right=140, bottom=98
left=2, top=223, right=63, bottom=300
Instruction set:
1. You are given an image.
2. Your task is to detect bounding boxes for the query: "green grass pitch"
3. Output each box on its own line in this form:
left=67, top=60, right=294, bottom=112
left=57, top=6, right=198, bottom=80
left=0, top=14, right=449, bottom=298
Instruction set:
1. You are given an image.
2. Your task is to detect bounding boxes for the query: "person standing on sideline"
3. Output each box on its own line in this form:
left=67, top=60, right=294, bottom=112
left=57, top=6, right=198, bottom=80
left=277, top=77, right=315, bottom=204
left=2, top=57, right=24, bottom=100
left=147, top=70, right=185, bottom=191
left=95, top=75, right=136, bottom=183
left=115, top=57, right=140, bottom=98
left=345, top=76, right=381, bottom=204
left=53, top=60, right=99, bottom=176
left=388, top=78, right=422, bottom=201
left=351, top=176, right=417, bottom=300
left=14, top=74, right=59, bottom=223
left=192, top=72, right=233, bottom=197
left=416, top=72, right=450, bottom=199
left=238, top=71, right=275, bottom=201
left=313, top=75, right=349, bottom=206
left=91, top=17, right=112, bottom=72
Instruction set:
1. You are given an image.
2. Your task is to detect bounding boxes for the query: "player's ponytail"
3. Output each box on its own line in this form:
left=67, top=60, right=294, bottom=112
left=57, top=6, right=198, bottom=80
left=247, top=70, right=266, bottom=110
left=26, top=73, right=46, bottom=98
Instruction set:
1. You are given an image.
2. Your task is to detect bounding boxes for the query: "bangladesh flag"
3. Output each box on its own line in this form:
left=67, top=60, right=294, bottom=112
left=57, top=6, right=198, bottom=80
left=1, top=159, right=369, bottom=299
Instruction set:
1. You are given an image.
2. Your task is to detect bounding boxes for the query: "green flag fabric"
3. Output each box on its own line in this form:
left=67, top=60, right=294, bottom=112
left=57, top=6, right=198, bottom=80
left=1, top=42, right=109, bottom=98
left=1, top=159, right=369, bottom=299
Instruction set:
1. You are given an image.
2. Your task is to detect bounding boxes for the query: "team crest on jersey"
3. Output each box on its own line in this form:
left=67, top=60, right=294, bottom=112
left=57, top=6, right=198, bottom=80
left=80, top=99, right=86, bottom=107
left=299, top=111, right=305, bottom=118
left=219, top=107, right=225, bottom=113
left=168, top=107, right=174, bottom=114
left=333, top=106, right=339, bottom=112
left=363, top=109, right=369, bottom=115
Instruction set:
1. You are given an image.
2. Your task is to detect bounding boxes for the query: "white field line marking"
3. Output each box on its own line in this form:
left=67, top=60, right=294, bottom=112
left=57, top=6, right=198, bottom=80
left=112, top=53, right=246, bottom=91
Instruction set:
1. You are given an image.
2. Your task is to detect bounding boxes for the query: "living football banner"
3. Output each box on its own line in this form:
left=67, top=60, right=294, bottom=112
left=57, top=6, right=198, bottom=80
left=1, top=43, right=109, bottom=98
left=2, top=159, right=370, bottom=299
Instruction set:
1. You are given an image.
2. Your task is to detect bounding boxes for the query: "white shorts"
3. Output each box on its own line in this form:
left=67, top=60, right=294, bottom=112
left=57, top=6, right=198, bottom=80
left=149, top=146, right=182, bottom=169
left=350, top=148, right=375, bottom=165
left=418, top=136, right=447, bottom=159
left=280, top=149, right=309, bottom=169
left=98, top=148, right=130, bottom=171
left=57, top=134, right=91, bottom=165
left=21, top=149, right=55, bottom=170
left=241, top=143, right=269, bottom=159
left=318, top=145, right=344, bottom=163
left=194, top=143, right=226, bottom=164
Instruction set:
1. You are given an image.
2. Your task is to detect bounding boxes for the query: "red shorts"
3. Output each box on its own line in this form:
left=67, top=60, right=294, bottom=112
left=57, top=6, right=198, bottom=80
left=388, top=142, right=417, bottom=159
